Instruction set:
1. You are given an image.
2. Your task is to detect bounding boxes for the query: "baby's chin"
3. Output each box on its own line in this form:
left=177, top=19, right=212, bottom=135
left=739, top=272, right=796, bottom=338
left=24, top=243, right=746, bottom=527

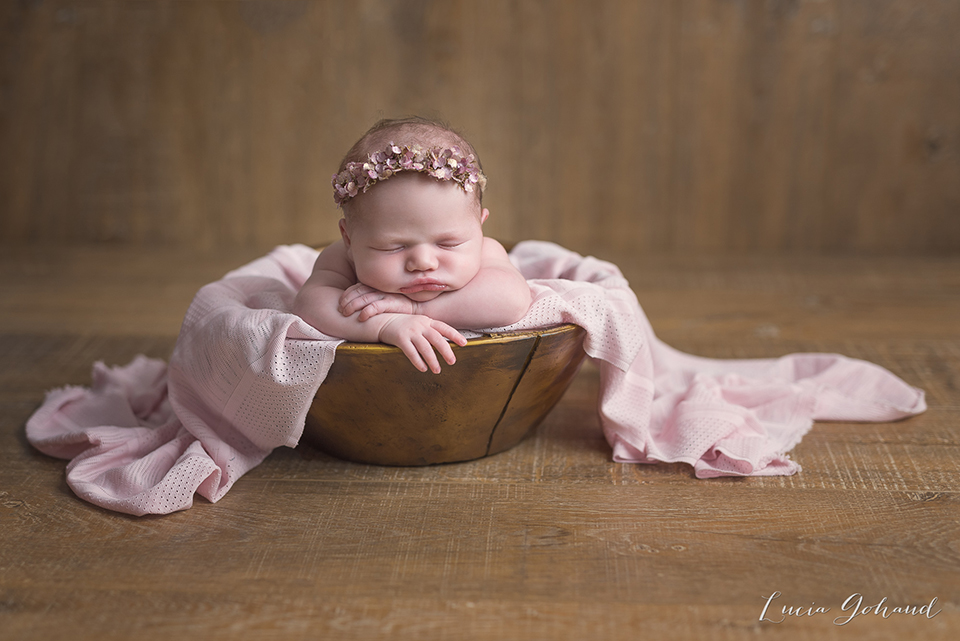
left=401, top=289, right=446, bottom=302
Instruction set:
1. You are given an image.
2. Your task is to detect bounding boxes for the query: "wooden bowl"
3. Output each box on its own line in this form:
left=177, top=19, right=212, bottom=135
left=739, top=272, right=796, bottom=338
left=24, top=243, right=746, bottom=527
left=303, top=323, right=587, bottom=466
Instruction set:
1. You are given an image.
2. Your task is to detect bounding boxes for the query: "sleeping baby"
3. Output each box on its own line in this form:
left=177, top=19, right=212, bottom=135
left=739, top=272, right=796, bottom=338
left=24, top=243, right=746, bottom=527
left=293, top=117, right=533, bottom=373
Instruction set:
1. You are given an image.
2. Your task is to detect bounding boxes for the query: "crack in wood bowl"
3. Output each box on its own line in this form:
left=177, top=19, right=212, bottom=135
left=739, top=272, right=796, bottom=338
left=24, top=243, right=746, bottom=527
left=303, top=323, right=587, bottom=466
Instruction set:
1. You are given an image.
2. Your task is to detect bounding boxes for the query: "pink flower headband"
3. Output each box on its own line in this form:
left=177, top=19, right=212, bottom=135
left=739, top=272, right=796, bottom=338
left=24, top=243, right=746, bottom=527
left=332, top=143, right=487, bottom=206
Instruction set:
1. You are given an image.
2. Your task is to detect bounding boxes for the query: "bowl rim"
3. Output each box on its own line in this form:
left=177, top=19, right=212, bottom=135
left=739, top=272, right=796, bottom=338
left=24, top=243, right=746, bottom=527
left=334, top=322, right=583, bottom=354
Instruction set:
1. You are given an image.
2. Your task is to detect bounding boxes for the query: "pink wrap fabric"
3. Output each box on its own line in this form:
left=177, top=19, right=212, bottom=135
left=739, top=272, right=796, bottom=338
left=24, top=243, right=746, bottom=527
left=26, top=241, right=926, bottom=515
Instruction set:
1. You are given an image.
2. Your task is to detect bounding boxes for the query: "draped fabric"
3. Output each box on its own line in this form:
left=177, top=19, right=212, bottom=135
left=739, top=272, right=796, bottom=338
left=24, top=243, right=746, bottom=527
left=26, top=242, right=925, bottom=515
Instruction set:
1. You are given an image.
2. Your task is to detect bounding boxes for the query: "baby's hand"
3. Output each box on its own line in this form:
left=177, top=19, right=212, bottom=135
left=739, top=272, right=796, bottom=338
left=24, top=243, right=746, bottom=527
left=339, top=283, right=420, bottom=321
left=377, top=315, right=467, bottom=374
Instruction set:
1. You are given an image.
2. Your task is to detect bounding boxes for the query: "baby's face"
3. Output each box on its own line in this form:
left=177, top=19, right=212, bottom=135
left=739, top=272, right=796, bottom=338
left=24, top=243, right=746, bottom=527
left=341, top=173, right=488, bottom=302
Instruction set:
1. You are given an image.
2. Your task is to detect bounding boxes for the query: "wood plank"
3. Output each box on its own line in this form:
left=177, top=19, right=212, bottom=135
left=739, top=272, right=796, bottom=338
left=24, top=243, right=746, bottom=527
left=2, top=476, right=958, bottom=639
left=3, top=0, right=958, bottom=254
left=0, top=245, right=262, bottom=335
left=1, top=246, right=958, bottom=639
left=2, top=589, right=952, bottom=641
left=828, top=0, right=960, bottom=251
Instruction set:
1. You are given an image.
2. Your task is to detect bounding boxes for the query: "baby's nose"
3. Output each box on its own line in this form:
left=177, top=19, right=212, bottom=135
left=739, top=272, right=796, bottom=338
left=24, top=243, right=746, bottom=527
left=406, top=246, right=439, bottom=271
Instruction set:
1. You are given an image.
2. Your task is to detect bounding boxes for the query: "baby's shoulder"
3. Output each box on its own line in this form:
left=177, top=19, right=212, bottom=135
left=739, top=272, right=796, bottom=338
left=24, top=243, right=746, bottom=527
left=309, top=240, right=357, bottom=285
left=316, top=238, right=348, bottom=263
left=480, top=237, right=511, bottom=261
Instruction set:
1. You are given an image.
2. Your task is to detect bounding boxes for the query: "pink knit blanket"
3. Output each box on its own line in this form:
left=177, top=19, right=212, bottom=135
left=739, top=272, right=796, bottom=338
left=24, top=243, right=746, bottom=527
left=26, top=242, right=926, bottom=515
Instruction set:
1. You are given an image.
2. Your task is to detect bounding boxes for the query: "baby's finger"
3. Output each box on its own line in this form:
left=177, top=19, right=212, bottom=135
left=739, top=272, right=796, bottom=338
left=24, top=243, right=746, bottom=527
left=341, top=290, right=382, bottom=316
left=338, top=282, right=368, bottom=305
left=412, top=335, right=443, bottom=374
left=396, top=340, right=429, bottom=373
left=357, top=300, right=388, bottom=321
left=338, top=290, right=364, bottom=313
left=426, top=331, right=458, bottom=366
left=339, top=283, right=373, bottom=305
left=432, top=321, right=468, bottom=347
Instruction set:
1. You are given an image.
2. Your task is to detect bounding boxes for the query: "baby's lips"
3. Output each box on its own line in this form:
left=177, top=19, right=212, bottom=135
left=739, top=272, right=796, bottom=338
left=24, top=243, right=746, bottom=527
left=399, top=282, right=447, bottom=294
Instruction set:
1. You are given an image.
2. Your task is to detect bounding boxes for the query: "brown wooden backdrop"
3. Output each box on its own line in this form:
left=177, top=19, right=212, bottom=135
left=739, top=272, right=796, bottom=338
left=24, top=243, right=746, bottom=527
left=2, top=0, right=958, bottom=256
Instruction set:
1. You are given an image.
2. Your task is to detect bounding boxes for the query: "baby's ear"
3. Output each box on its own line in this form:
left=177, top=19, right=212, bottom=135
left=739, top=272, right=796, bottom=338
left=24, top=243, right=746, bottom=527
left=338, top=218, right=351, bottom=248
left=480, top=208, right=490, bottom=225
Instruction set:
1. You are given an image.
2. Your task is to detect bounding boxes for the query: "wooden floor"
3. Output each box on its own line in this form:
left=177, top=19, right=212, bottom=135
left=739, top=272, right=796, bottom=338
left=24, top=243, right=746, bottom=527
left=1, top=244, right=958, bottom=640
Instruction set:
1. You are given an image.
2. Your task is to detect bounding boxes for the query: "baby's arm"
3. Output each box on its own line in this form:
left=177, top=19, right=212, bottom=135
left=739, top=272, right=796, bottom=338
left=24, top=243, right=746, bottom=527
left=293, top=243, right=466, bottom=373
left=340, top=239, right=532, bottom=329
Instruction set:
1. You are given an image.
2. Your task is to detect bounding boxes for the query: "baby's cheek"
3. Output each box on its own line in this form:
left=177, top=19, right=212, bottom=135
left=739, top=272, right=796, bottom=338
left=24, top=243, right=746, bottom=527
left=458, top=257, right=484, bottom=286
left=357, top=260, right=395, bottom=289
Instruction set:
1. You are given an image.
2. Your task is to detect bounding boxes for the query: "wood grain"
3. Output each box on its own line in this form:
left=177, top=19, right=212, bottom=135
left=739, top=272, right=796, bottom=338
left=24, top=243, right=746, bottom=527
left=2, top=0, right=958, bottom=255
left=1, top=246, right=959, bottom=639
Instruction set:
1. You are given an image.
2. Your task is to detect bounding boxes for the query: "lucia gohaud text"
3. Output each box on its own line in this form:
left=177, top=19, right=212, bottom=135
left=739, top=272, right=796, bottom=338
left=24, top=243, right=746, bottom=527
left=759, top=591, right=941, bottom=625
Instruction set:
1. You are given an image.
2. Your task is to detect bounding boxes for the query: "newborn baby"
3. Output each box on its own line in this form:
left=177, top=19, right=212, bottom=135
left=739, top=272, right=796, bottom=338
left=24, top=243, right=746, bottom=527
left=294, top=117, right=532, bottom=373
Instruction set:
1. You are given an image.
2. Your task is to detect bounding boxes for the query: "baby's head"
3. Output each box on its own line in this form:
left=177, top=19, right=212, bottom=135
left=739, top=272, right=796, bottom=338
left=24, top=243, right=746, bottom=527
left=333, top=118, right=491, bottom=302
left=333, top=117, right=486, bottom=212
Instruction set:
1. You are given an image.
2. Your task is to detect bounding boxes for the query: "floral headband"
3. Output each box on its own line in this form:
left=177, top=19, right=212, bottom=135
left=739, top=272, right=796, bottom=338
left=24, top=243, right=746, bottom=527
left=332, top=143, right=487, bottom=206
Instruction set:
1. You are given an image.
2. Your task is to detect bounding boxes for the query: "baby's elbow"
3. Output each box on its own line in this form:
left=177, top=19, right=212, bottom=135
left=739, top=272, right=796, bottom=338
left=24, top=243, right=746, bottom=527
left=291, top=291, right=309, bottom=321
left=505, top=284, right=533, bottom=325
left=292, top=286, right=331, bottom=333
